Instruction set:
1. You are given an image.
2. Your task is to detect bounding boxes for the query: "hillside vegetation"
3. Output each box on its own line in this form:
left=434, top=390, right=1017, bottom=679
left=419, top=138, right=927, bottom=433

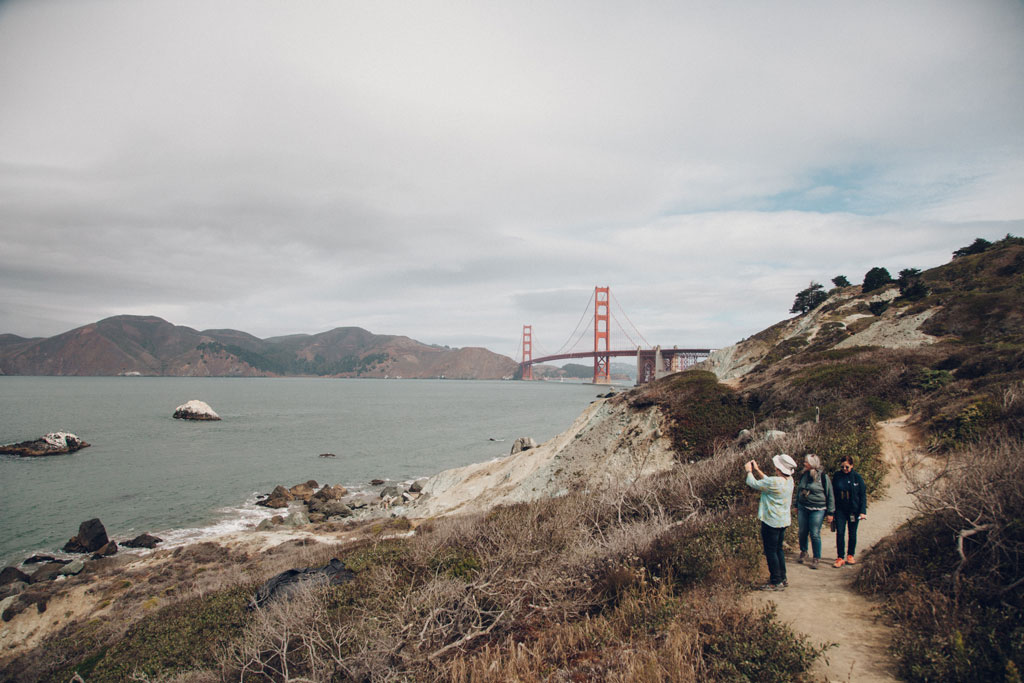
left=2, top=237, right=1022, bottom=681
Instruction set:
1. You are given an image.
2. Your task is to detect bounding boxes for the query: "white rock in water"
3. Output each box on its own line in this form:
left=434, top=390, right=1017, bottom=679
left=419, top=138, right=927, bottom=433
left=42, top=432, right=82, bottom=449
left=173, top=400, right=221, bottom=421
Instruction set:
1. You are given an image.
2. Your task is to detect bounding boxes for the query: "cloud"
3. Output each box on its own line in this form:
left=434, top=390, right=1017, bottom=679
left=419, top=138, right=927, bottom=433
left=0, top=0, right=1022, bottom=360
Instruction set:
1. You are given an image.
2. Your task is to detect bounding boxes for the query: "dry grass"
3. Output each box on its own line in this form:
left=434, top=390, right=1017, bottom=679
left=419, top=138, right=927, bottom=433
left=855, top=435, right=1024, bottom=681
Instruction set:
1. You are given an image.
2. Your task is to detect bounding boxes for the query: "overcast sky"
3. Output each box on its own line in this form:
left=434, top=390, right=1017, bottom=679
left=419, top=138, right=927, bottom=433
left=1, top=1, right=1022, bottom=358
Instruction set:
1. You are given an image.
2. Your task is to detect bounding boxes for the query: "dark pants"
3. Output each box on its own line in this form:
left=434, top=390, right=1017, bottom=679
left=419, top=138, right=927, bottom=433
left=836, top=513, right=860, bottom=558
left=760, top=522, right=787, bottom=585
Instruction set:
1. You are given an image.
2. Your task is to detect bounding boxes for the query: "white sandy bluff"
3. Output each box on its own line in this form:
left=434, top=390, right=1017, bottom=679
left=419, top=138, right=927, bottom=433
left=172, top=399, right=221, bottom=421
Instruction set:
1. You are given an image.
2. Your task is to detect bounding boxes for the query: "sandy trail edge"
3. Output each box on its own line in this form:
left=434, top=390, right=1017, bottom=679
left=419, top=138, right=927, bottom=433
left=750, top=415, right=921, bottom=683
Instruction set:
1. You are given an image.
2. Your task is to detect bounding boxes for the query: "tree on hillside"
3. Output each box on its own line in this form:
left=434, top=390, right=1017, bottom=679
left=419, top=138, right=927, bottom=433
left=862, top=267, right=894, bottom=293
left=897, top=267, right=930, bottom=301
left=831, top=275, right=851, bottom=287
left=790, top=281, right=828, bottom=314
left=953, top=238, right=992, bottom=258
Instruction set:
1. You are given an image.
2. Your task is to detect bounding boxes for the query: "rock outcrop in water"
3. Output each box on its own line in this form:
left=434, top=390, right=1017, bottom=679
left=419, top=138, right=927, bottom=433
left=0, top=432, right=89, bottom=457
left=62, top=518, right=110, bottom=554
left=123, top=533, right=163, bottom=549
left=173, top=400, right=221, bottom=421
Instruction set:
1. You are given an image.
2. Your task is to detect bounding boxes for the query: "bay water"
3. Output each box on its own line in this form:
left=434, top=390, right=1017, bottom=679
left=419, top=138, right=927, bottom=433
left=0, top=377, right=603, bottom=566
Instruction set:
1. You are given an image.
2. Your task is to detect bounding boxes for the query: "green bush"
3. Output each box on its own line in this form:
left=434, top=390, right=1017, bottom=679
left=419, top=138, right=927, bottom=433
left=701, top=603, right=827, bottom=683
left=804, top=421, right=885, bottom=493
left=429, top=547, right=482, bottom=580
left=793, top=364, right=883, bottom=396
left=63, top=585, right=252, bottom=682
left=863, top=266, right=894, bottom=292
left=629, top=371, right=752, bottom=459
left=869, top=300, right=890, bottom=316
left=790, top=282, right=828, bottom=314
left=917, top=368, right=954, bottom=391
left=931, top=400, right=1000, bottom=449
left=954, top=237, right=993, bottom=258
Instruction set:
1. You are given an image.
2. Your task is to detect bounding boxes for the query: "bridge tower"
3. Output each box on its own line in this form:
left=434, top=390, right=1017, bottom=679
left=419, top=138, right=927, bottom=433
left=593, top=286, right=610, bottom=384
left=521, top=324, right=533, bottom=380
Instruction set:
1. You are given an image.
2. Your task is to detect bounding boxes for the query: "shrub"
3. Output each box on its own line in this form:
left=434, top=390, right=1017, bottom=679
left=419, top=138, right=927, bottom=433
left=790, top=282, right=829, bottom=314
left=629, top=371, right=752, bottom=459
left=897, top=268, right=931, bottom=301
left=863, top=266, right=894, bottom=292
left=954, top=237, right=993, bottom=258
left=931, top=400, right=1001, bottom=449
left=804, top=420, right=885, bottom=494
left=855, top=437, right=1024, bottom=681
left=832, top=275, right=851, bottom=287
left=868, top=300, right=890, bottom=316
left=793, top=364, right=884, bottom=396
left=62, top=585, right=252, bottom=682
left=917, top=368, right=954, bottom=391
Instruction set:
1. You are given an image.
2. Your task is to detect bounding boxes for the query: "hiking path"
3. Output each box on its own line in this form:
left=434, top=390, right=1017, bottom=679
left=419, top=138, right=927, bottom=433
left=750, top=414, right=922, bottom=682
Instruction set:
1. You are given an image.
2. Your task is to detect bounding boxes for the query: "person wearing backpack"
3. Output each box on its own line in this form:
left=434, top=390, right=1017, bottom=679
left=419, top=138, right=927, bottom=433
left=795, top=454, right=834, bottom=569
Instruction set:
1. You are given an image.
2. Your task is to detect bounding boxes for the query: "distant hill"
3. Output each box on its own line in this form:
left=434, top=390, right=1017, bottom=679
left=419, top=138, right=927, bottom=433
left=0, top=315, right=518, bottom=379
left=529, top=361, right=635, bottom=383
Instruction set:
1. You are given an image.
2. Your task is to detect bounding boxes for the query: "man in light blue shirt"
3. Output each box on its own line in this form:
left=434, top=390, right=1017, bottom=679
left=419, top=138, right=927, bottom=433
left=745, top=453, right=797, bottom=590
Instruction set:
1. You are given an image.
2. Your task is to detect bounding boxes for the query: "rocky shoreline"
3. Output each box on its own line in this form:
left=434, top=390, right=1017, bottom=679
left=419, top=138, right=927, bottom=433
left=0, top=392, right=666, bottom=661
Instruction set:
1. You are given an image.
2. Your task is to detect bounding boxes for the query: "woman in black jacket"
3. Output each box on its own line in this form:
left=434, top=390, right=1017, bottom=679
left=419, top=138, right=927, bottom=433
left=831, top=455, right=866, bottom=568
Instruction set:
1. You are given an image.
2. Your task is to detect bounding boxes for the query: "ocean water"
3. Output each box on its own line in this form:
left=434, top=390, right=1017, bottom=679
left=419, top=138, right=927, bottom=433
left=0, top=377, right=604, bottom=566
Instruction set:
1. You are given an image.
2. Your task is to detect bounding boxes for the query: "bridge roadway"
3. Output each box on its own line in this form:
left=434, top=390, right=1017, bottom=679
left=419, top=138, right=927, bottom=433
left=527, top=349, right=714, bottom=366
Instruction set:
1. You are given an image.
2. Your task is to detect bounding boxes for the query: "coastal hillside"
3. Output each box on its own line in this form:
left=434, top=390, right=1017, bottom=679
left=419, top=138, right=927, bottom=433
left=2, top=237, right=1021, bottom=682
left=0, top=315, right=518, bottom=379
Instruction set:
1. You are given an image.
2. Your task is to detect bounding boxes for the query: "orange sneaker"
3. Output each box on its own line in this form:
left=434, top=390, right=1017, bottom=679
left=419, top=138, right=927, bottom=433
left=833, top=558, right=845, bottom=568
left=846, top=555, right=856, bottom=565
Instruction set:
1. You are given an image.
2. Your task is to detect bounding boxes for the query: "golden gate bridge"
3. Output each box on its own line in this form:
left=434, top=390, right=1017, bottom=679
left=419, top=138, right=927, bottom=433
left=517, top=286, right=713, bottom=385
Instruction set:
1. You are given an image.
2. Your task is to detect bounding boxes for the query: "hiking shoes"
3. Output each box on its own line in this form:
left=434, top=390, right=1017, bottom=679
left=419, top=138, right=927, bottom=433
left=809, top=557, right=819, bottom=569
left=797, top=552, right=807, bottom=564
left=756, top=583, right=785, bottom=592
left=833, top=558, right=845, bottom=568
left=846, top=555, right=856, bottom=565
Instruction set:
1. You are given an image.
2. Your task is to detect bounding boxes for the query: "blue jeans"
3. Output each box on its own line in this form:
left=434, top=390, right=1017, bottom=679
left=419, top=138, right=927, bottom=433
left=836, top=513, right=860, bottom=558
left=760, top=522, right=787, bottom=585
left=797, top=508, right=826, bottom=559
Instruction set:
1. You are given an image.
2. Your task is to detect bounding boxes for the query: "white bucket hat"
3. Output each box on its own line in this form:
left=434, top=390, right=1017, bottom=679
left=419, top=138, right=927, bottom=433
left=772, top=453, right=797, bottom=475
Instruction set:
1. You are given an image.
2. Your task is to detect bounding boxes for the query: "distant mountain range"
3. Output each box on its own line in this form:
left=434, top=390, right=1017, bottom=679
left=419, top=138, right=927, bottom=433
left=530, top=362, right=636, bottom=382
left=0, top=315, right=518, bottom=379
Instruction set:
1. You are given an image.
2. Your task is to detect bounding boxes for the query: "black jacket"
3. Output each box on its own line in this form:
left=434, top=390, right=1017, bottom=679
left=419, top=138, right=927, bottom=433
left=832, top=470, right=866, bottom=516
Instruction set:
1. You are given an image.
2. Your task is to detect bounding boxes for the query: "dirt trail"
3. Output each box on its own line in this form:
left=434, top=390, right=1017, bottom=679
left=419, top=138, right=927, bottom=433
left=750, top=415, right=921, bottom=682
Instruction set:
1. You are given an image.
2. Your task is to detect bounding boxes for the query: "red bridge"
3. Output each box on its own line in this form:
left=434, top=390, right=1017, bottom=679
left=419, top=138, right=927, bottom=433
left=519, top=286, right=713, bottom=385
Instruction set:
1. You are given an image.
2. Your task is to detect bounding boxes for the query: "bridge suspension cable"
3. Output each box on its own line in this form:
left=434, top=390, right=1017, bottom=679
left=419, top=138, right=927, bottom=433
left=552, top=288, right=596, bottom=356
left=610, top=291, right=651, bottom=349
left=610, top=310, right=642, bottom=349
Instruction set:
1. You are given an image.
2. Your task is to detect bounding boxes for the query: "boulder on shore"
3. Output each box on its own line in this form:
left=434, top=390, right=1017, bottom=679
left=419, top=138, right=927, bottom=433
left=289, top=483, right=316, bottom=501
left=510, top=436, right=538, bottom=454
left=0, top=567, right=30, bottom=587
left=29, top=562, right=65, bottom=584
left=62, top=518, right=109, bottom=554
left=312, top=484, right=347, bottom=502
left=91, top=540, right=118, bottom=559
left=59, top=560, right=85, bottom=576
left=123, top=533, right=163, bottom=549
left=257, top=485, right=294, bottom=509
left=308, top=498, right=352, bottom=518
left=0, top=432, right=90, bottom=457
left=173, top=400, right=221, bottom=421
